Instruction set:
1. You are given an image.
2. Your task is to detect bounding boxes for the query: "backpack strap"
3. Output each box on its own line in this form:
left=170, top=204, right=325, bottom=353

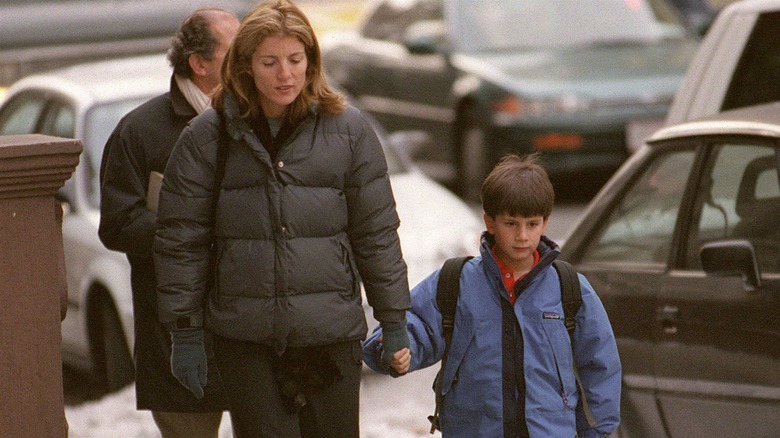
left=428, top=256, right=472, bottom=434
left=437, top=256, right=472, bottom=349
left=554, top=260, right=581, bottom=336
left=553, top=259, right=596, bottom=428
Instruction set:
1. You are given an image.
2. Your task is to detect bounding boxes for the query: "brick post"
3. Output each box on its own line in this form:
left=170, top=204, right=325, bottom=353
left=0, top=134, right=81, bottom=438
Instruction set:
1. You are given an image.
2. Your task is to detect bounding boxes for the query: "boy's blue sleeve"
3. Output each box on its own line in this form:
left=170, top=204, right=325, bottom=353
left=362, top=270, right=447, bottom=374
left=573, top=274, right=622, bottom=436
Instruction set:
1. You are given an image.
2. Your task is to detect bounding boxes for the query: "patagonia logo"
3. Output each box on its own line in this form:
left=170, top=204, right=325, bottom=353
left=543, top=312, right=561, bottom=320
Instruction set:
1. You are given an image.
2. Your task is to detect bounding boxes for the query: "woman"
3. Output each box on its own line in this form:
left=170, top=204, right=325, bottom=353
left=153, top=1, right=411, bottom=436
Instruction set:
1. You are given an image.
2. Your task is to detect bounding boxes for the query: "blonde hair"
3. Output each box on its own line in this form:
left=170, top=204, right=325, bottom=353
left=213, top=0, right=345, bottom=123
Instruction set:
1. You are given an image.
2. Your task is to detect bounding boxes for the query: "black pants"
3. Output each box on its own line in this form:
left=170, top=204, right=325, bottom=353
left=213, top=335, right=362, bottom=438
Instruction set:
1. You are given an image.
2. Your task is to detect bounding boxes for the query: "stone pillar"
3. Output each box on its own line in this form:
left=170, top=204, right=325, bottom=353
left=0, top=134, right=81, bottom=438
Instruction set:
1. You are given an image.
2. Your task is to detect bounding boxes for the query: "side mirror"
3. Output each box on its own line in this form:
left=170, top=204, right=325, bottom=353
left=700, top=239, right=761, bottom=292
left=403, top=20, right=446, bottom=55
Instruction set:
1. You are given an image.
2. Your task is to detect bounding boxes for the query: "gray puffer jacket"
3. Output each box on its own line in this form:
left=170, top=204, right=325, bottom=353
left=153, top=93, right=410, bottom=353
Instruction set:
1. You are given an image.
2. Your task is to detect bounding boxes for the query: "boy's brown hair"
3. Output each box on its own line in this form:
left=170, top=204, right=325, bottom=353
left=481, top=153, right=555, bottom=219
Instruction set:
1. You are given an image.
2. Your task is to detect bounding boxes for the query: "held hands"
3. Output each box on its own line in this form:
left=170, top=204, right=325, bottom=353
left=379, top=318, right=411, bottom=377
left=387, top=347, right=411, bottom=375
left=170, top=328, right=207, bottom=399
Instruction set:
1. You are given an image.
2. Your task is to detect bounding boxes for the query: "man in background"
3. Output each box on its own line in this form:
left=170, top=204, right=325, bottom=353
left=98, top=8, right=240, bottom=438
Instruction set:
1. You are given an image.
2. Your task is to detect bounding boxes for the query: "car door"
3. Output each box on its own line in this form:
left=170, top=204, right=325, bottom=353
left=654, top=139, right=780, bottom=436
left=335, top=0, right=453, bottom=142
left=386, top=0, right=454, bottom=146
left=328, top=0, right=413, bottom=131
left=567, top=146, right=698, bottom=436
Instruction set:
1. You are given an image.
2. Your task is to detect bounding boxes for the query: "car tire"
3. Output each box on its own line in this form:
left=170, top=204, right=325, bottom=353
left=90, top=292, right=134, bottom=392
left=456, top=105, right=489, bottom=204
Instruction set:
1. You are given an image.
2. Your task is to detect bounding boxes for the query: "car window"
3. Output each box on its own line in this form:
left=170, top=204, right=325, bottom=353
left=580, top=149, right=695, bottom=267
left=83, top=97, right=153, bottom=208
left=39, top=100, right=75, bottom=139
left=452, top=0, right=686, bottom=52
left=721, top=12, right=780, bottom=112
left=0, top=93, right=47, bottom=135
left=684, top=143, right=780, bottom=273
left=361, top=0, right=443, bottom=43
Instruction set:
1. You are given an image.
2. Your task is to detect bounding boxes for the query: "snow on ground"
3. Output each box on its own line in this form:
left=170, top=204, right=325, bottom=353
left=64, top=365, right=441, bottom=438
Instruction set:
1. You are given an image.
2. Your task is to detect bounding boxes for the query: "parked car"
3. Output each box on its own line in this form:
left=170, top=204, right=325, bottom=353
left=665, top=0, right=780, bottom=125
left=665, top=0, right=719, bottom=35
left=559, top=102, right=780, bottom=437
left=0, top=0, right=252, bottom=90
left=321, top=0, right=699, bottom=201
left=0, top=54, right=482, bottom=389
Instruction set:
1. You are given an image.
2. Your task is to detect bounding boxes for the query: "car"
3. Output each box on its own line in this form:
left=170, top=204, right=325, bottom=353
left=321, top=0, right=700, bottom=201
left=0, top=53, right=482, bottom=389
left=0, top=0, right=252, bottom=93
left=665, top=0, right=780, bottom=125
left=664, top=0, right=719, bottom=35
left=559, top=102, right=780, bottom=437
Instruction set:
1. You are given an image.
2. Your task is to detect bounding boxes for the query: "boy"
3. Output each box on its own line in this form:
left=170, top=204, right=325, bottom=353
left=363, top=154, right=621, bottom=437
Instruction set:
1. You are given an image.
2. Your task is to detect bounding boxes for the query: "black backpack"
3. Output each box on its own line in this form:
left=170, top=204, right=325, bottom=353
left=427, top=257, right=595, bottom=433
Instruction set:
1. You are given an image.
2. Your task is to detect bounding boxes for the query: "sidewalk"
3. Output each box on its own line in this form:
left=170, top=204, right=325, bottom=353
left=64, top=365, right=440, bottom=437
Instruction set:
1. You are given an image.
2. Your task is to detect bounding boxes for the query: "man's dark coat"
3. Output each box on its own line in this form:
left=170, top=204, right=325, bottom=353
left=99, top=77, right=227, bottom=411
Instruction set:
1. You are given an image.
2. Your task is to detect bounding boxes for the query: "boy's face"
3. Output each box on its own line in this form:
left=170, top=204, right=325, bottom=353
left=484, top=212, right=548, bottom=272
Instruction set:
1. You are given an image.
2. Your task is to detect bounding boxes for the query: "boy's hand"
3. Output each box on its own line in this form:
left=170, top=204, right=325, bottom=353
left=390, top=347, right=411, bottom=375
left=379, top=317, right=410, bottom=377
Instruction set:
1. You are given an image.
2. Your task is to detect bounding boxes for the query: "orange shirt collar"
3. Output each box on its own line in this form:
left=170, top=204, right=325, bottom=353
left=491, top=246, right=540, bottom=305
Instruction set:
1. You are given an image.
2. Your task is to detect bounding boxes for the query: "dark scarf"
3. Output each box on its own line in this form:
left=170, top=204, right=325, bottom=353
left=249, top=113, right=297, bottom=161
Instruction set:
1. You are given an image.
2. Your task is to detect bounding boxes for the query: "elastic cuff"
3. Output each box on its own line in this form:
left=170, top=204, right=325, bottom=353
left=163, top=313, right=204, bottom=331
left=374, top=309, right=407, bottom=325
left=380, top=318, right=407, bottom=332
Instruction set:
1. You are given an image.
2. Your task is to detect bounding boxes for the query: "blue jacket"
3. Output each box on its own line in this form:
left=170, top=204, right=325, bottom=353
left=364, top=235, right=621, bottom=437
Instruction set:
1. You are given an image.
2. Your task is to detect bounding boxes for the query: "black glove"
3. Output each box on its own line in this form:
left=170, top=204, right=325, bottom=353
left=170, top=328, right=207, bottom=399
left=380, top=317, right=410, bottom=377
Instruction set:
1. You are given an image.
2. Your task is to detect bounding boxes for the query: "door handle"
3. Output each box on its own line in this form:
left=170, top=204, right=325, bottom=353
left=658, top=305, right=680, bottom=335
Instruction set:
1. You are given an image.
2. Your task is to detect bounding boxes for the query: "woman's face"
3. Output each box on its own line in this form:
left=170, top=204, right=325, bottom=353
left=250, top=33, right=308, bottom=118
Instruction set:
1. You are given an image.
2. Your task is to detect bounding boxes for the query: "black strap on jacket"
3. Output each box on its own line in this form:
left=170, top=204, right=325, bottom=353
left=207, top=113, right=229, bottom=288
left=428, top=257, right=595, bottom=434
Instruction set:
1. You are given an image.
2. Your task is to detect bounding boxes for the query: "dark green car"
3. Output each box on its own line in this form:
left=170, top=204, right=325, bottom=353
left=322, top=0, right=699, bottom=200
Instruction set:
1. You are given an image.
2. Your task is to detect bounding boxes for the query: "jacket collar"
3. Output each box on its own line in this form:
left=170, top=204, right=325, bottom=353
left=169, top=75, right=197, bottom=118
left=221, top=92, right=321, bottom=142
left=479, top=231, right=561, bottom=298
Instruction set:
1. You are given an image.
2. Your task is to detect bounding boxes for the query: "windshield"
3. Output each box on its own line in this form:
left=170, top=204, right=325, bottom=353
left=451, top=0, right=685, bottom=52
left=83, top=97, right=151, bottom=209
